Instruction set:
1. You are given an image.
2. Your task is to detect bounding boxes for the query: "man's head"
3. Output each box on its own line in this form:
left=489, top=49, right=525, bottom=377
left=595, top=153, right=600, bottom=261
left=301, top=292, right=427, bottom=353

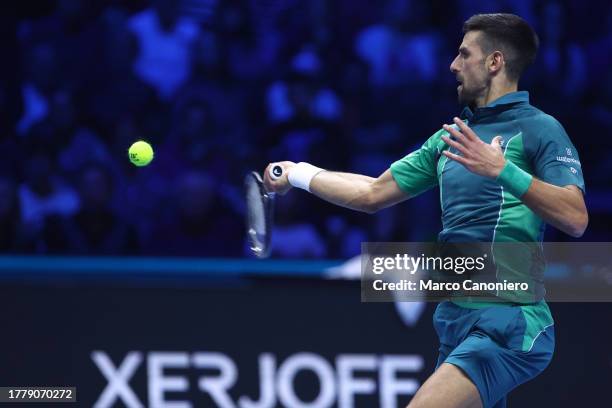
left=450, top=13, right=539, bottom=106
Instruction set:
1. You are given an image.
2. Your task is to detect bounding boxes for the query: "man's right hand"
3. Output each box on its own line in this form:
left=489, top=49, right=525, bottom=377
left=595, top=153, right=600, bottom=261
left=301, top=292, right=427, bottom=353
left=264, top=161, right=296, bottom=195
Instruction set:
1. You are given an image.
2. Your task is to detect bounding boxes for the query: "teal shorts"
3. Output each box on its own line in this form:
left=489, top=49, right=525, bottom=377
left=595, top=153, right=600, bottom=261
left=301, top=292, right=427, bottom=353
left=433, top=300, right=555, bottom=408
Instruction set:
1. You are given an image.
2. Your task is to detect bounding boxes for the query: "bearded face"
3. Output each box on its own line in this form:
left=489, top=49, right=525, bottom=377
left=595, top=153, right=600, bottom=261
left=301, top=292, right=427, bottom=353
left=450, top=31, right=491, bottom=107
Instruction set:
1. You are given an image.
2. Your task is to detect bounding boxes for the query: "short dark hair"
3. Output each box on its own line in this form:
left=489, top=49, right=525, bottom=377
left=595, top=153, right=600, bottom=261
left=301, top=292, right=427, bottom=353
left=463, top=13, right=539, bottom=81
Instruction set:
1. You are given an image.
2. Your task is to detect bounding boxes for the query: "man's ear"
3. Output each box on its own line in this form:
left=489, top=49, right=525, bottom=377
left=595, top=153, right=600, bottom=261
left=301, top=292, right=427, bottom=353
left=487, top=50, right=505, bottom=75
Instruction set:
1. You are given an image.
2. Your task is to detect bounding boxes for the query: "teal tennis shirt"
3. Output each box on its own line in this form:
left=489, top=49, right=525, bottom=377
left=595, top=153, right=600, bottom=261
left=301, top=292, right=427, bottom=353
left=391, top=91, right=585, bottom=302
left=391, top=91, right=585, bottom=244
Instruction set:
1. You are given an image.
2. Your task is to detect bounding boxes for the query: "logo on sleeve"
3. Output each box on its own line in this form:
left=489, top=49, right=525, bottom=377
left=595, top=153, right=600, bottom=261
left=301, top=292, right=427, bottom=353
left=556, top=149, right=581, bottom=166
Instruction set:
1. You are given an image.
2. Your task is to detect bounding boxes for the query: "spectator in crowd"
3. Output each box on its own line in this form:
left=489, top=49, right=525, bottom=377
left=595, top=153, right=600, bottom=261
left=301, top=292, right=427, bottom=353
left=216, top=0, right=280, bottom=81
left=143, top=170, right=243, bottom=256
left=267, top=46, right=342, bottom=125
left=16, top=43, right=62, bottom=136
left=354, top=0, right=443, bottom=88
left=42, top=164, right=139, bottom=255
left=0, top=176, right=34, bottom=253
left=86, top=6, right=158, bottom=137
left=265, top=46, right=349, bottom=172
left=324, top=214, right=367, bottom=258
left=271, top=191, right=327, bottom=258
left=128, top=0, right=200, bottom=100
left=18, top=153, right=80, bottom=238
left=532, top=1, right=587, bottom=115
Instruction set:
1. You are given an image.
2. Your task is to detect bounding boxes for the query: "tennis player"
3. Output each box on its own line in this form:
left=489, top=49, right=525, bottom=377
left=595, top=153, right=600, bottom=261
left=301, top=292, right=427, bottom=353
left=264, top=13, right=587, bottom=408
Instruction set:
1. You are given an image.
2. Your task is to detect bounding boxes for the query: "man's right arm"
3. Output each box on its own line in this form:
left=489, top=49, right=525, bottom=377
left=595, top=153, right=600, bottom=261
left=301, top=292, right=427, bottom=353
left=264, top=129, right=445, bottom=214
left=263, top=162, right=408, bottom=214
left=309, top=168, right=409, bottom=214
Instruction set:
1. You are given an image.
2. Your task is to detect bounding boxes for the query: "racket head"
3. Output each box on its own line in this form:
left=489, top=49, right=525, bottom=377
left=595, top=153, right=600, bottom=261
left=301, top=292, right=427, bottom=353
left=244, top=171, right=275, bottom=258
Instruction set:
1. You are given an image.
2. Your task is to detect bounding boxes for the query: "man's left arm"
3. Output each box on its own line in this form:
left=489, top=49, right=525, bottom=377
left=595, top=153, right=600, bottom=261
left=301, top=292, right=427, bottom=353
left=441, top=117, right=588, bottom=237
left=520, top=181, right=587, bottom=237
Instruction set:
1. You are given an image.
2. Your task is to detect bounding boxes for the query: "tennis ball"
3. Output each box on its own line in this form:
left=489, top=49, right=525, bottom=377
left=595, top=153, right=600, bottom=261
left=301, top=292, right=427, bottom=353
left=128, top=140, right=154, bottom=167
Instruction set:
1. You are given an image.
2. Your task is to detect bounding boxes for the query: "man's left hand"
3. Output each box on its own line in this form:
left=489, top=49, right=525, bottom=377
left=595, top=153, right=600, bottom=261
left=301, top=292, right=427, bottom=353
left=441, top=117, right=506, bottom=178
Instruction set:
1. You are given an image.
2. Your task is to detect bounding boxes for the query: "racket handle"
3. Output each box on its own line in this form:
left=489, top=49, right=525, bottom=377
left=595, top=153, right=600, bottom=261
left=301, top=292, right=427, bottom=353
left=269, top=165, right=283, bottom=180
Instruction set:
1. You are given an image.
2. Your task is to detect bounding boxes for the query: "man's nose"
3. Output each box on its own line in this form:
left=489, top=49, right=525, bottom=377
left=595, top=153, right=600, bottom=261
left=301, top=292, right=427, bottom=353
left=450, top=56, right=459, bottom=73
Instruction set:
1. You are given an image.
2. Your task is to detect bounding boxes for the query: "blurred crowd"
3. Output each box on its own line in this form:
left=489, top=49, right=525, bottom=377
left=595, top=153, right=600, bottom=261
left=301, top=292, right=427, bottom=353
left=1, top=0, right=611, bottom=258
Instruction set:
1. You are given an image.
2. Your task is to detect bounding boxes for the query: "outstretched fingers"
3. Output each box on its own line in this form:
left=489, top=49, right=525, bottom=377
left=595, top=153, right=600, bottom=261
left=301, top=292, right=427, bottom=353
left=441, top=134, right=470, bottom=157
left=453, top=117, right=479, bottom=142
left=442, top=150, right=471, bottom=166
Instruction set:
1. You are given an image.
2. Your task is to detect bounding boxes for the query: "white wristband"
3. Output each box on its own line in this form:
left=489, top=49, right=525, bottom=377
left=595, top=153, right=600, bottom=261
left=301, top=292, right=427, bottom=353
left=288, top=162, right=324, bottom=192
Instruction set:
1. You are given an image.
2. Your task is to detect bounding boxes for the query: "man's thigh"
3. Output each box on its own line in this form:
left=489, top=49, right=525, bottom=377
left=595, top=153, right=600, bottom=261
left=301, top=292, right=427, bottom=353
left=407, top=362, right=482, bottom=408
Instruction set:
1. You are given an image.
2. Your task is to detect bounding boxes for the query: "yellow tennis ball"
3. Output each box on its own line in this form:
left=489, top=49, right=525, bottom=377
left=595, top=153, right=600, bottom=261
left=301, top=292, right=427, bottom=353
left=128, top=140, right=154, bottom=167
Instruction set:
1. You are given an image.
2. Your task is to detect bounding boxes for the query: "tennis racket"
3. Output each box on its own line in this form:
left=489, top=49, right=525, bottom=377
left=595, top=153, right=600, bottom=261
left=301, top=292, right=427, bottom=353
left=244, top=165, right=283, bottom=258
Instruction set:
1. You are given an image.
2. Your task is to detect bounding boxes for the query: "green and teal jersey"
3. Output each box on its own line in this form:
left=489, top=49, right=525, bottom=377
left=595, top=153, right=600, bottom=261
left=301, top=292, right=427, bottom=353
left=391, top=91, right=584, bottom=242
left=390, top=91, right=585, bottom=303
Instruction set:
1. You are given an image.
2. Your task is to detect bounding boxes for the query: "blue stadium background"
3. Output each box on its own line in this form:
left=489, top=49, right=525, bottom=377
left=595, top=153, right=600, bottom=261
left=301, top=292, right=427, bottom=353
left=0, top=0, right=611, bottom=407
left=1, top=0, right=612, bottom=256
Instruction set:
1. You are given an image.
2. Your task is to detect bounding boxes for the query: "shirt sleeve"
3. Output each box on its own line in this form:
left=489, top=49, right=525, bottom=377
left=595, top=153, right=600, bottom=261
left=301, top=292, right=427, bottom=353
left=390, top=129, right=447, bottom=197
left=525, top=116, right=585, bottom=194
